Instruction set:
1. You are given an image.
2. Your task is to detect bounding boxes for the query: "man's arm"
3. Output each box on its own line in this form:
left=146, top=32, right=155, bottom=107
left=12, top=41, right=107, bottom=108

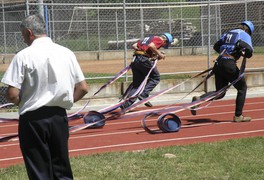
left=213, top=39, right=222, bottom=53
left=236, top=40, right=253, bottom=58
left=73, top=80, right=88, bottom=103
left=148, top=42, right=165, bottom=60
left=6, top=86, right=20, bottom=105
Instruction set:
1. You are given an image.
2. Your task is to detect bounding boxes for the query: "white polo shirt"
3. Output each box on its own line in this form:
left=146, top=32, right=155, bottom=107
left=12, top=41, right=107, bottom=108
left=1, top=37, right=85, bottom=115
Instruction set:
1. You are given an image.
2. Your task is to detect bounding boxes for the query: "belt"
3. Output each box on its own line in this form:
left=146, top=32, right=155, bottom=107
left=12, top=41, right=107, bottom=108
left=20, top=106, right=66, bottom=119
left=134, top=50, right=150, bottom=58
left=222, top=53, right=235, bottom=59
left=215, top=54, right=236, bottom=66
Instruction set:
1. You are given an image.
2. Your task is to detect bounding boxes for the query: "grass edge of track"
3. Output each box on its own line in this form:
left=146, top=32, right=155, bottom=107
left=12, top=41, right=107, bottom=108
left=1, top=136, right=264, bottom=180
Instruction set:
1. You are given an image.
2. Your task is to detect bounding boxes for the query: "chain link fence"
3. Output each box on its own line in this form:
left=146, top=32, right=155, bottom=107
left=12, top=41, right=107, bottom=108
left=1, top=1, right=263, bottom=52
left=1, top=0, right=264, bottom=104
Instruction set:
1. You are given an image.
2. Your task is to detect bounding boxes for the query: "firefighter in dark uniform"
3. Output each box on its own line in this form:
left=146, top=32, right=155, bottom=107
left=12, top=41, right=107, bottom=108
left=121, top=33, right=173, bottom=109
left=191, top=21, right=254, bottom=122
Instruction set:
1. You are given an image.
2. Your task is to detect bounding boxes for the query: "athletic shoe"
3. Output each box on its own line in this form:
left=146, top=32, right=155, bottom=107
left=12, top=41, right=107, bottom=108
left=190, top=96, right=200, bottom=115
left=138, top=95, right=153, bottom=107
left=233, top=115, right=251, bottom=122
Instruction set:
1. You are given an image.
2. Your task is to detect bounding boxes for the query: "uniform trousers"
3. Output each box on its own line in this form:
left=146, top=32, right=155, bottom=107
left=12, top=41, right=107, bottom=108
left=201, top=57, right=247, bottom=116
left=19, top=106, right=73, bottom=180
left=122, top=55, right=160, bottom=108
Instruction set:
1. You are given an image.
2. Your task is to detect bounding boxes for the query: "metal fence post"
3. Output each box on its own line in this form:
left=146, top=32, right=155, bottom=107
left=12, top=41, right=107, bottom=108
left=123, top=0, right=128, bottom=82
left=38, top=0, right=44, bottom=17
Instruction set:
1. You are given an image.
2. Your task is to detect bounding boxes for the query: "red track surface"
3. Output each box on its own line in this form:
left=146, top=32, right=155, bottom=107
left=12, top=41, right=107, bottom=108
left=1, top=97, right=264, bottom=168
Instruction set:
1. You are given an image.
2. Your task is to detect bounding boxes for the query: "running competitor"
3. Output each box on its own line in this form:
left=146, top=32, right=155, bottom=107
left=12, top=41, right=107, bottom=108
left=120, top=33, right=174, bottom=109
left=190, top=20, right=254, bottom=122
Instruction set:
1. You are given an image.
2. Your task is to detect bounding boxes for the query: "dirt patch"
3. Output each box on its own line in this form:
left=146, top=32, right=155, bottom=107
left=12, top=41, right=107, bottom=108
left=1, top=54, right=263, bottom=74
left=78, top=54, right=264, bottom=74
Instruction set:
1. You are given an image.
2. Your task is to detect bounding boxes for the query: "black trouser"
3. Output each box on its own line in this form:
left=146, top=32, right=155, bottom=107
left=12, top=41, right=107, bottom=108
left=122, top=55, right=160, bottom=108
left=201, top=57, right=247, bottom=116
left=19, top=106, right=73, bottom=180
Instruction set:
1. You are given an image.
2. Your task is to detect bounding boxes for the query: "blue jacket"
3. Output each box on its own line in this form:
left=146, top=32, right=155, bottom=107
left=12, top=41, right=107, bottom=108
left=213, top=29, right=253, bottom=60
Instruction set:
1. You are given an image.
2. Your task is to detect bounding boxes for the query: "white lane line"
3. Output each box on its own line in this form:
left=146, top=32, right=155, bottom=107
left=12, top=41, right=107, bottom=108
left=70, top=117, right=264, bottom=139
left=0, top=124, right=18, bottom=128
left=0, top=156, right=22, bottom=162
left=69, top=129, right=264, bottom=152
left=0, top=105, right=263, bottom=132
left=0, top=101, right=263, bottom=129
left=108, top=108, right=264, bottom=125
left=1, top=117, right=264, bottom=148
left=1, top=129, right=264, bottom=162
left=0, top=142, right=18, bottom=147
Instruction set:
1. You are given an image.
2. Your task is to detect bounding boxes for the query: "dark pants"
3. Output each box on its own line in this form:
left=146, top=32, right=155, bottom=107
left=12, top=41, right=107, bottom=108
left=19, top=106, right=73, bottom=180
left=201, top=57, right=247, bottom=116
left=122, top=55, right=160, bottom=108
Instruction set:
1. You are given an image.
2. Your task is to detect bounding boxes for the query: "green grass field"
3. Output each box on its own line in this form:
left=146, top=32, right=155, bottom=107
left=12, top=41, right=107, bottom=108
left=1, top=136, right=264, bottom=180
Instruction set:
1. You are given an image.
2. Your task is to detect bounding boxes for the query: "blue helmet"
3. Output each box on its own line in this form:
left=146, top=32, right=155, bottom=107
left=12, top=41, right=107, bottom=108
left=162, top=33, right=173, bottom=49
left=241, top=20, right=254, bottom=35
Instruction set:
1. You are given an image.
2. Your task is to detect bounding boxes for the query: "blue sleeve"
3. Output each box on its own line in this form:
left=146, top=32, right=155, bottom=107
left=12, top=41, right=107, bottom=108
left=236, top=40, right=253, bottom=58
left=233, top=31, right=253, bottom=58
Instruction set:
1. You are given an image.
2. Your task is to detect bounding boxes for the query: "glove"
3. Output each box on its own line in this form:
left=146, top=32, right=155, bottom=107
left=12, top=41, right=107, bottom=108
left=233, top=40, right=253, bottom=58
left=230, top=40, right=243, bottom=57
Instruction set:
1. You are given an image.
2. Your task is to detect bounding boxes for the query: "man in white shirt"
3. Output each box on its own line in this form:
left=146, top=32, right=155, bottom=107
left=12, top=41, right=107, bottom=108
left=1, top=14, right=88, bottom=180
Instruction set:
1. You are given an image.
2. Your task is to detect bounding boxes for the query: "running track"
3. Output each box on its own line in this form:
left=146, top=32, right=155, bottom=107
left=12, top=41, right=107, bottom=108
left=1, top=97, right=264, bottom=168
